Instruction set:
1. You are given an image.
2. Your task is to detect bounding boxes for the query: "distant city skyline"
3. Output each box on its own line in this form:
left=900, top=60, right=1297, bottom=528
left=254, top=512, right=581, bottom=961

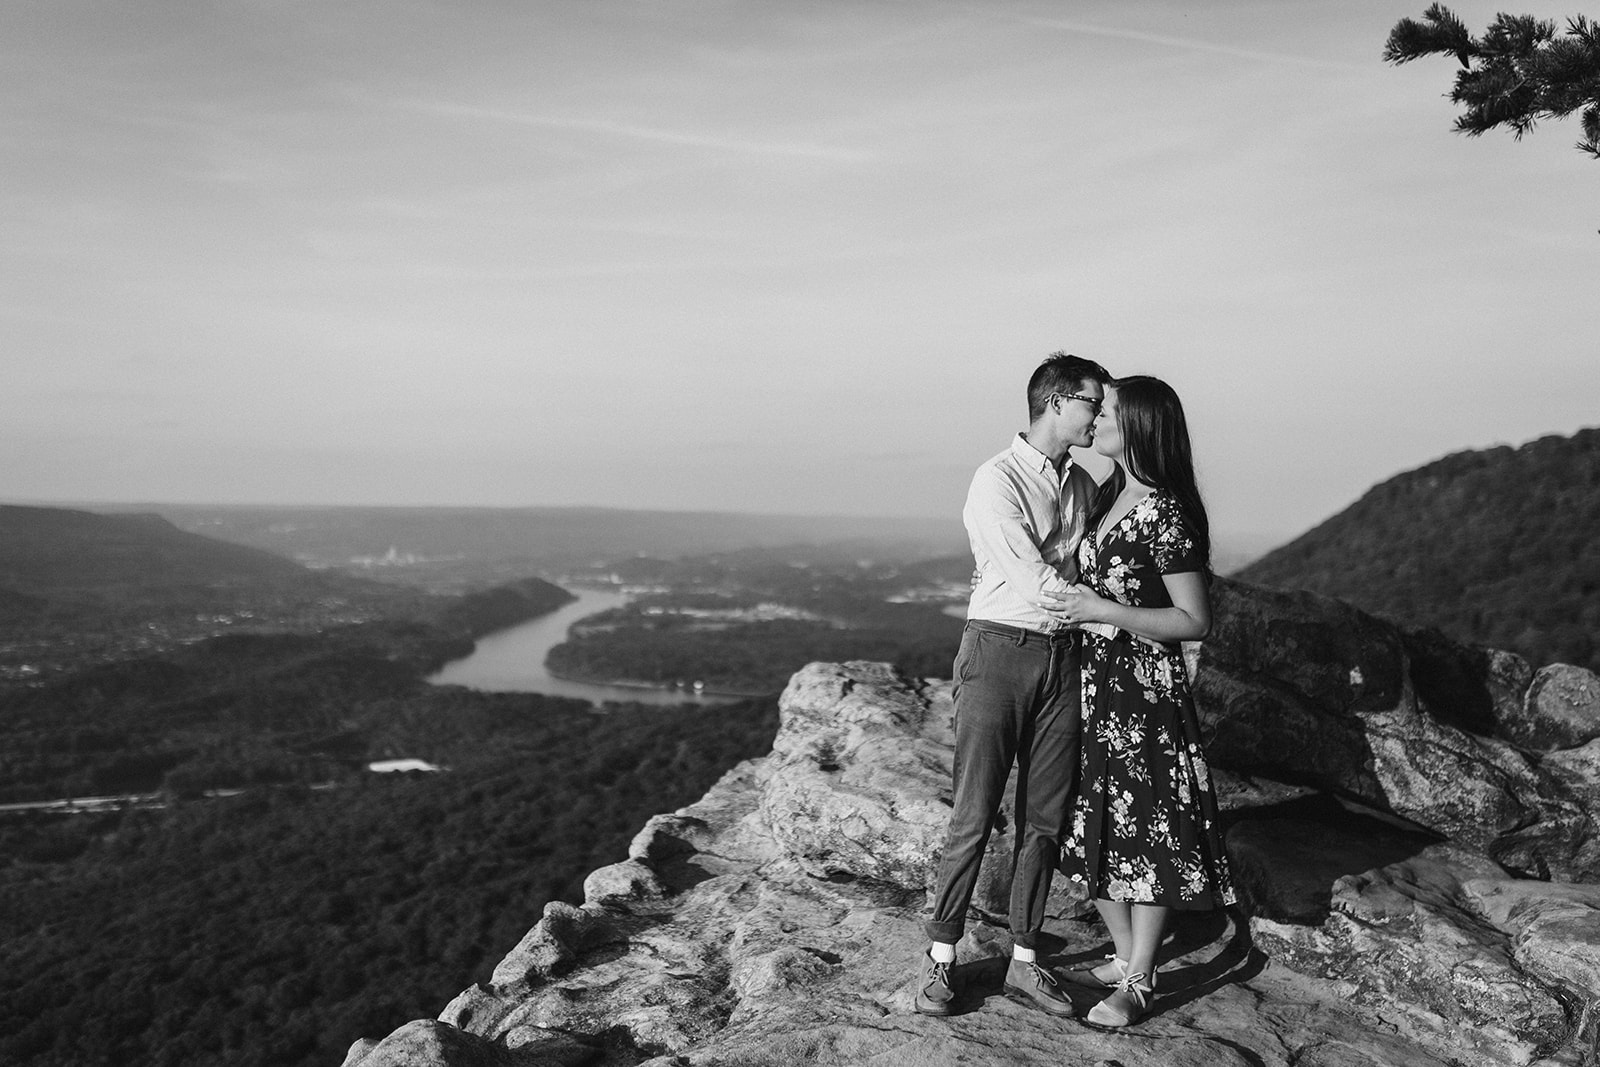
left=5, top=0, right=1596, bottom=543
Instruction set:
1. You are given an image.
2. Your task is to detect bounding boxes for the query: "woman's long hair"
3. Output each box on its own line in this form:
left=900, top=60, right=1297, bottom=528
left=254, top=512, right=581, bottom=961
left=1086, top=375, right=1211, bottom=574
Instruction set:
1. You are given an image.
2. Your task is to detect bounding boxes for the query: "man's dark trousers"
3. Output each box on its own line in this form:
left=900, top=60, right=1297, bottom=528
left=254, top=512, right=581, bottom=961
left=925, top=620, right=1082, bottom=951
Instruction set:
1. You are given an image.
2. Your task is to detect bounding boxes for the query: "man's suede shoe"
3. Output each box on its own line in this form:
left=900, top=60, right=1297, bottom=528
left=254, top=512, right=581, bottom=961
left=1003, top=957, right=1076, bottom=1016
left=913, top=953, right=955, bottom=1016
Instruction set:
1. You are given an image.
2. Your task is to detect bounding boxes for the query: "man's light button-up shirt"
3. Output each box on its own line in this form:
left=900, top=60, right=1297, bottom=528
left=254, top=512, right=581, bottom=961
left=962, top=432, right=1097, bottom=634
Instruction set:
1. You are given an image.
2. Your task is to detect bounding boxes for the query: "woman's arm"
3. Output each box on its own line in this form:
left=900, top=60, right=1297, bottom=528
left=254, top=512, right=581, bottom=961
left=1053, top=571, right=1211, bottom=643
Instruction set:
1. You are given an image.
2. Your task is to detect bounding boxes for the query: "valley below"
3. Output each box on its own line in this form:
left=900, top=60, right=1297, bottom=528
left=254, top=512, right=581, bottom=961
left=0, top=504, right=975, bottom=1067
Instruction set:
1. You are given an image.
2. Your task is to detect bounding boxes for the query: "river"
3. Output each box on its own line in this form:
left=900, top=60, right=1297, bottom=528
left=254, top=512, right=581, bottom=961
left=426, top=588, right=744, bottom=706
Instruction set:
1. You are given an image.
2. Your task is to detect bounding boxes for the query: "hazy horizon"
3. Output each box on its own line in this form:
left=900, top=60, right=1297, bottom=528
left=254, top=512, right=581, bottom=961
left=0, top=494, right=1376, bottom=573
left=6, top=1, right=1596, bottom=545
left=9, top=415, right=1586, bottom=551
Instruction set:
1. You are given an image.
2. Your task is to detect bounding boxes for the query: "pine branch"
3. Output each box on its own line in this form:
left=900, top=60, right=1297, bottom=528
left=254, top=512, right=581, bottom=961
left=1387, top=6, right=1600, bottom=160
left=1383, top=3, right=1477, bottom=65
left=1581, top=104, right=1600, bottom=158
left=1531, top=37, right=1600, bottom=115
left=1572, top=14, right=1600, bottom=45
left=1479, top=13, right=1556, bottom=58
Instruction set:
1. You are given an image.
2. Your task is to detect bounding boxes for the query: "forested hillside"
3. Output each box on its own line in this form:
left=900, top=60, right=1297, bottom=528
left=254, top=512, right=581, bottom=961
left=0, top=505, right=424, bottom=677
left=1240, top=427, right=1600, bottom=672
left=0, top=506, right=303, bottom=589
left=0, top=504, right=962, bottom=1065
left=0, top=577, right=564, bottom=806
left=1, top=689, right=778, bottom=1067
left=0, top=535, right=770, bottom=1066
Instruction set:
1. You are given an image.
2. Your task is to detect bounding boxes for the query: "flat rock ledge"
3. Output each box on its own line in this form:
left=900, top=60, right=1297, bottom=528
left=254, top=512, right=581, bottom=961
left=344, top=651, right=1600, bottom=1067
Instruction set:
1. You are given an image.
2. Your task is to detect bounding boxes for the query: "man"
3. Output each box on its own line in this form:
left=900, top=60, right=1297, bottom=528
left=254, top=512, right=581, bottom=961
left=915, top=352, right=1109, bottom=1018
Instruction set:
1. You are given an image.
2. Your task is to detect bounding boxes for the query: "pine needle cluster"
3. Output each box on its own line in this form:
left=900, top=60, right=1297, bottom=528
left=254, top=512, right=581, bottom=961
left=1384, top=4, right=1600, bottom=158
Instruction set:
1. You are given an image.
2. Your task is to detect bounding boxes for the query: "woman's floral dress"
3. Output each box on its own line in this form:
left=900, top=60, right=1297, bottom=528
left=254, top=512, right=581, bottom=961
left=1062, top=489, right=1236, bottom=910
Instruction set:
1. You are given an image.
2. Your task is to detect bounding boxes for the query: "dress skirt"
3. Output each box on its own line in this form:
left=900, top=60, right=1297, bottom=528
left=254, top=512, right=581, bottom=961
left=1060, top=488, right=1235, bottom=910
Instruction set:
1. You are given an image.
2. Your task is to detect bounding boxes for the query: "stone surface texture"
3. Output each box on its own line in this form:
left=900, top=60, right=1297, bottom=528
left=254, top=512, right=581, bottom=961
left=1518, top=664, right=1600, bottom=751
left=344, top=579, right=1600, bottom=1067
left=1194, top=580, right=1600, bottom=880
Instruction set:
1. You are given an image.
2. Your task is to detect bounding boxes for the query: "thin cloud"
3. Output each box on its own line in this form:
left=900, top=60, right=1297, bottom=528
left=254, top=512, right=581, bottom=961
left=983, top=9, right=1364, bottom=71
left=414, top=102, right=875, bottom=162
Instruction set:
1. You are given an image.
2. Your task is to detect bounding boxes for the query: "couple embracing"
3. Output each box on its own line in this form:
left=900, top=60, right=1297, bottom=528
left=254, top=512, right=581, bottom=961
left=915, top=353, right=1236, bottom=1027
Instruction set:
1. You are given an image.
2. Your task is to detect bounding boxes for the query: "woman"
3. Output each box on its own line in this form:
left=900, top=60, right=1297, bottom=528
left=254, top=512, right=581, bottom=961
left=1052, top=376, right=1236, bottom=1027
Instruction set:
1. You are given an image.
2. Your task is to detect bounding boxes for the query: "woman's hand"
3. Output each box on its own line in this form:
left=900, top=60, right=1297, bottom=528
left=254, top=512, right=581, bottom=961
left=1052, top=582, right=1109, bottom=626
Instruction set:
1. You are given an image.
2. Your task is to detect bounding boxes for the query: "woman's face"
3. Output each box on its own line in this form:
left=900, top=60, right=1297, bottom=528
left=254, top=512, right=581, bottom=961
left=1092, top=385, right=1122, bottom=461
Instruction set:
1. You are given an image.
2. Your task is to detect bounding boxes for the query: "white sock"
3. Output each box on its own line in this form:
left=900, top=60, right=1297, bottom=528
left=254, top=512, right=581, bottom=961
left=1012, top=946, right=1036, bottom=964
left=929, top=941, right=957, bottom=964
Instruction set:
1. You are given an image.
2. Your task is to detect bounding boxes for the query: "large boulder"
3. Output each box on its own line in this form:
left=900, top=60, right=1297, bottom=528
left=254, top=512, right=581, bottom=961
left=1243, top=831, right=1574, bottom=1059
left=757, top=660, right=952, bottom=890
left=1460, top=878, right=1600, bottom=999
left=758, top=660, right=1091, bottom=921
left=1511, top=664, right=1600, bottom=751
left=1395, top=628, right=1532, bottom=740
left=1195, top=579, right=1600, bottom=879
left=1541, top=736, right=1600, bottom=809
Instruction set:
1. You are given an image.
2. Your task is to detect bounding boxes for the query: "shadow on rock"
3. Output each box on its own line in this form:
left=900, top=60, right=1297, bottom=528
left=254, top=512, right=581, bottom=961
left=1223, top=792, right=1442, bottom=924
left=1153, top=906, right=1268, bottom=1017
left=1050, top=906, right=1266, bottom=1024
left=946, top=956, right=1010, bottom=1016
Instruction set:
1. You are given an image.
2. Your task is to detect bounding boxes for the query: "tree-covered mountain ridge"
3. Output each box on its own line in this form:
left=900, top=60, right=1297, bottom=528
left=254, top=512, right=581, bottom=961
left=0, top=505, right=438, bottom=679
left=0, top=505, right=308, bottom=592
left=1239, top=425, right=1600, bottom=673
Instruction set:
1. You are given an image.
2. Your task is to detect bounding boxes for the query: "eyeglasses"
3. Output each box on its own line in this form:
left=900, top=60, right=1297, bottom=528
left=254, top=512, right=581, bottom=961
left=1051, top=392, right=1103, bottom=416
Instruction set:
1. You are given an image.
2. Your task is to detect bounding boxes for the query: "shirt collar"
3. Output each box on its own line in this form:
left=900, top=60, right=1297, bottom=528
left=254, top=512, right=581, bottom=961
left=1013, top=432, right=1073, bottom=475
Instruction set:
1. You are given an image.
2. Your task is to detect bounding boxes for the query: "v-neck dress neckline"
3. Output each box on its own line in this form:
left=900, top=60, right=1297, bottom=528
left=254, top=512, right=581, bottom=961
left=1093, top=487, right=1157, bottom=550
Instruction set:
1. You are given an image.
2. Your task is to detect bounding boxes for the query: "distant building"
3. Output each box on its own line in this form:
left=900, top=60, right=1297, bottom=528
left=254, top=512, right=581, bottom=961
left=367, top=758, right=445, bottom=774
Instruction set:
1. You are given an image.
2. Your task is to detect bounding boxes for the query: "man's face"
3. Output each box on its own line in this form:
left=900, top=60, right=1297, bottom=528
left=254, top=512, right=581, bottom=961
left=1051, top=380, right=1104, bottom=448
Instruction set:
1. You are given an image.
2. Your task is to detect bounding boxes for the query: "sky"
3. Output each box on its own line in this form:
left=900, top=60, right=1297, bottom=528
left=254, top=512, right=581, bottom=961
left=3, top=0, right=1596, bottom=544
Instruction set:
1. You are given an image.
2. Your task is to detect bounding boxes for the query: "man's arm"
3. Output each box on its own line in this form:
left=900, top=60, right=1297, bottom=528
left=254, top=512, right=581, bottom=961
left=963, top=468, right=1072, bottom=611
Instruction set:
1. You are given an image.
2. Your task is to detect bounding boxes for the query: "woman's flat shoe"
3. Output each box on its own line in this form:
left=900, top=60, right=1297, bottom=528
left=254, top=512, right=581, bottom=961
left=1085, top=971, right=1154, bottom=1027
left=1062, top=954, right=1127, bottom=989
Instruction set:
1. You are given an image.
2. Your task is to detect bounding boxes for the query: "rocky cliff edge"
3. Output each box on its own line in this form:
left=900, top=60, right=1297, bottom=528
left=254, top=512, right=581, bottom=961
left=343, top=578, right=1600, bottom=1067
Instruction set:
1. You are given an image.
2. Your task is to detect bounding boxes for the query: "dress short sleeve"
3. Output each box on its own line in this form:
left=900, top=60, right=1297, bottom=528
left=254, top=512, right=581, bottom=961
left=1153, top=494, right=1205, bottom=575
